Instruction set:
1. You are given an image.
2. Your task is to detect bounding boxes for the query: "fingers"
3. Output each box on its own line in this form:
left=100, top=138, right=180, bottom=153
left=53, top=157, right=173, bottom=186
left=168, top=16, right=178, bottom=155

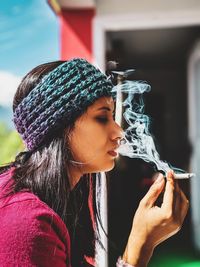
left=162, top=170, right=189, bottom=224
left=141, top=169, right=189, bottom=226
left=168, top=171, right=189, bottom=221
left=173, top=180, right=182, bottom=217
left=141, top=173, right=165, bottom=208
left=161, top=170, right=175, bottom=213
left=179, top=189, right=189, bottom=223
left=172, top=183, right=189, bottom=229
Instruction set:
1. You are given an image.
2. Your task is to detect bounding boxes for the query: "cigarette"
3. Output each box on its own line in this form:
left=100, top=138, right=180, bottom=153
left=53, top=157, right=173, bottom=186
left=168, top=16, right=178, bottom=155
left=174, top=173, right=195, bottom=179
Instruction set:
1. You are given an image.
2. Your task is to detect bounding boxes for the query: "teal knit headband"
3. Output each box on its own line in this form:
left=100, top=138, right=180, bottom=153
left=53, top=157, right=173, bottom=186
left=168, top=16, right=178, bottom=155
left=13, top=58, right=113, bottom=150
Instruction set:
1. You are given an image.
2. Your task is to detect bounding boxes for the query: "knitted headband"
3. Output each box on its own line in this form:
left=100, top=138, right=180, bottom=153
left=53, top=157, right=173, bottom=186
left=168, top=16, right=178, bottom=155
left=13, top=58, right=113, bottom=150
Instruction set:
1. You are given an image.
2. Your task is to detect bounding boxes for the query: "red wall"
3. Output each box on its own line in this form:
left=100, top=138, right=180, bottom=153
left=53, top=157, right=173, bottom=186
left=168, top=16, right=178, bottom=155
left=60, top=9, right=95, bottom=62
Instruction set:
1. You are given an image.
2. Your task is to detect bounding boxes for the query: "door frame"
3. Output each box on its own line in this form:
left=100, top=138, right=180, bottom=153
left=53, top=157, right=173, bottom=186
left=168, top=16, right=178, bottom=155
left=93, top=9, right=200, bottom=70
left=93, top=7, right=200, bottom=259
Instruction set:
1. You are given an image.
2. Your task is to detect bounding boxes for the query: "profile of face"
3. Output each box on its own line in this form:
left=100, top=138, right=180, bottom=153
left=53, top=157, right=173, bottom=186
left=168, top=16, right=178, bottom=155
left=69, top=97, right=123, bottom=175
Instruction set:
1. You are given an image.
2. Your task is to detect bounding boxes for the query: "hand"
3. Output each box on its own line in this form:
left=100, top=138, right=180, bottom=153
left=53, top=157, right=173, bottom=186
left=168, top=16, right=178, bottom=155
left=122, top=170, right=189, bottom=267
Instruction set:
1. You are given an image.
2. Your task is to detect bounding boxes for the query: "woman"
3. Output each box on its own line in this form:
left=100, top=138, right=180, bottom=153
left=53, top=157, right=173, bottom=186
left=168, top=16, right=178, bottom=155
left=0, top=58, right=189, bottom=267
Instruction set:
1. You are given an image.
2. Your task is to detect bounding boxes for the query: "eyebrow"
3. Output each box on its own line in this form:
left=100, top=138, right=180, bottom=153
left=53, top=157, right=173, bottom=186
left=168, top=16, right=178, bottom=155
left=97, top=106, right=112, bottom=111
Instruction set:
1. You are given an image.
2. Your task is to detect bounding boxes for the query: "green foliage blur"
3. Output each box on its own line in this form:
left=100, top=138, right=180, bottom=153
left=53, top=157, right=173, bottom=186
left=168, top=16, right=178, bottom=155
left=0, top=122, right=24, bottom=165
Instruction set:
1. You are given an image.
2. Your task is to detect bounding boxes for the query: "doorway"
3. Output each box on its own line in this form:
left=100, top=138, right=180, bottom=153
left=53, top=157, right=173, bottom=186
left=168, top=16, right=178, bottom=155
left=105, top=26, right=200, bottom=266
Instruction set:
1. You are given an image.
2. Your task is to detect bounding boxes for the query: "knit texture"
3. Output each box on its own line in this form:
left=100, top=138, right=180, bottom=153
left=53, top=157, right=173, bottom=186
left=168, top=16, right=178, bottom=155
left=13, top=58, right=113, bottom=150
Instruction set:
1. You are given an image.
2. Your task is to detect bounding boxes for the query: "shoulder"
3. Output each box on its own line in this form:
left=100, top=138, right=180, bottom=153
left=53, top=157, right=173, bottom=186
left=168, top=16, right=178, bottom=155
left=0, top=191, right=70, bottom=244
left=0, top=192, right=71, bottom=267
left=0, top=168, right=68, bottom=239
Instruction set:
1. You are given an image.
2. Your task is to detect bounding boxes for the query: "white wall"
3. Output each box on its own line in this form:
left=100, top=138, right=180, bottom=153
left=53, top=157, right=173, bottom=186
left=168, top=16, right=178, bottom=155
left=96, top=0, right=200, bottom=15
left=188, top=40, right=200, bottom=251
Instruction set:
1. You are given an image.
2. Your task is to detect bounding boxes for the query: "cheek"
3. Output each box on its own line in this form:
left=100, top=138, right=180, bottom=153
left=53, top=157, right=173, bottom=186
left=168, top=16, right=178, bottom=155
left=70, top=124, right=108, bottom=162
left=69, top=126, right=116, bottom=173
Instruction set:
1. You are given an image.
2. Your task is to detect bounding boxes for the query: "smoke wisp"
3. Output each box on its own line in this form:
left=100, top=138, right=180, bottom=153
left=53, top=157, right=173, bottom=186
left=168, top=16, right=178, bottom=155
left=112, top=80, right=181, bottom=175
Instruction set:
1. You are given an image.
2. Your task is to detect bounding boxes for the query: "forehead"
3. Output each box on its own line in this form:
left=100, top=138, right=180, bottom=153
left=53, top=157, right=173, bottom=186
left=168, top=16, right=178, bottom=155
left=88, top=97, right=114, bottom=111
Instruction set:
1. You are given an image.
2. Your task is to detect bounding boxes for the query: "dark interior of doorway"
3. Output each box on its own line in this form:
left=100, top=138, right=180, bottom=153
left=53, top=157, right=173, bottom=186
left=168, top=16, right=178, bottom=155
left=106, top=26, right=200, bottom=267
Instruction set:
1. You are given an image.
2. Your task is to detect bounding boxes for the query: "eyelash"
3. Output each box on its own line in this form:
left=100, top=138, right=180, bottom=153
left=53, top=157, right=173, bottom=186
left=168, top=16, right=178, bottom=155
left=96, top=117, right=109, bottom=123
left=96, top=114, right=115, bottom=124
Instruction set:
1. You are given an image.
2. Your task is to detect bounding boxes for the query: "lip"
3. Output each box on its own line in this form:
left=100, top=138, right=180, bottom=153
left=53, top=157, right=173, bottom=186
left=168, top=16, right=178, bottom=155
left=108, top=150, right=118, bottom=157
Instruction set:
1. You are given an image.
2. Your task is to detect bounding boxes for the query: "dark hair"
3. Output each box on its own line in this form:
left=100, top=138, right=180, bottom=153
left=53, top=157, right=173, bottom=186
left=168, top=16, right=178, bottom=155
left=0, top=61, right=98, bottom=266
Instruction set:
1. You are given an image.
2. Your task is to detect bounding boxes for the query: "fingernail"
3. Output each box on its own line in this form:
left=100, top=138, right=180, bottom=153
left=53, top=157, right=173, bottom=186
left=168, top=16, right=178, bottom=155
left=167, top=170, right=174, bottom=179
left=155, top=174, right=163, bottom=183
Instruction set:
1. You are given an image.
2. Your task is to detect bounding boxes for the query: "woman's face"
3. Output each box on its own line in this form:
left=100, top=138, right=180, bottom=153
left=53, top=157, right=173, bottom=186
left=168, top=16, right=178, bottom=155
left=69, top=97, right=123, bottom=175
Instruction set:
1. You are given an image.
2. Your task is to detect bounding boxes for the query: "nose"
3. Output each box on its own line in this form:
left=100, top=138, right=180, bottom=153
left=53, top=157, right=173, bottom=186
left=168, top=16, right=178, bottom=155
left=110, top=121, right=124, bottom=144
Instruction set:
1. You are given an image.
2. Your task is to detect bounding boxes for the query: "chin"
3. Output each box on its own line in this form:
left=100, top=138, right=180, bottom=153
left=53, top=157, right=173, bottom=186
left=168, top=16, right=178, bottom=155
left=88, top=164, right=114, bottom=174
left=101, top=161, right=115, bottom=172
left=87, top=159, right=116, bottom=173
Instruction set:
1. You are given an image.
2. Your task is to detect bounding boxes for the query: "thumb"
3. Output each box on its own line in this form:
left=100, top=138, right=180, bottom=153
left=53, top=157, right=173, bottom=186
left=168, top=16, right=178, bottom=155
left=141, top=174, right=165, bottom=208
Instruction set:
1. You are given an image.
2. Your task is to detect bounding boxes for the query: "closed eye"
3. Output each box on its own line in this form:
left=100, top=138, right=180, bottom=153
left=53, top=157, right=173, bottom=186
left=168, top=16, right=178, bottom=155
left=96, top=113, right=115, bottom=124
left=96, top=117, right=109, bottom=123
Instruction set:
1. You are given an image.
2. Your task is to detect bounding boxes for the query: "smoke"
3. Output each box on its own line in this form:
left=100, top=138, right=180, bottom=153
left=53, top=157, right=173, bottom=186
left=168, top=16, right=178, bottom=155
left=112, top=80, right=177, bottom=175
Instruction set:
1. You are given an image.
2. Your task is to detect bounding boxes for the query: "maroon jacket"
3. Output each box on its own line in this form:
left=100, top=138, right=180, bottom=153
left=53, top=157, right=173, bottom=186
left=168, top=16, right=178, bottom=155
left=0, top=169, right=95, bottom=267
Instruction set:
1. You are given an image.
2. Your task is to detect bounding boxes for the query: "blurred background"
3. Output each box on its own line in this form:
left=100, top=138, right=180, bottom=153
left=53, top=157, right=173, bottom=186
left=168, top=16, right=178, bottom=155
left=1, top=0, right=200, bottom=266
left=0, top=0, right=59, bottom=162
